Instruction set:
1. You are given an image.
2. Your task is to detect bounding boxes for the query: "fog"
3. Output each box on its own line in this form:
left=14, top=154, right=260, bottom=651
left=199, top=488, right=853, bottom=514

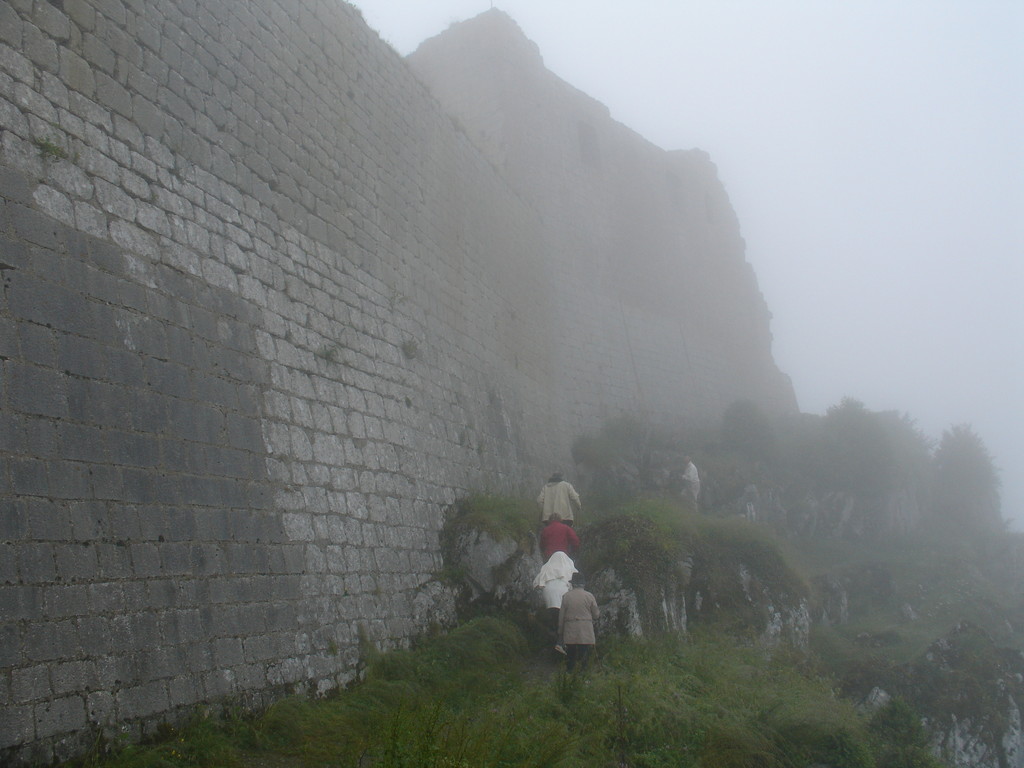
left=351, top=1, right=1024, bottom=526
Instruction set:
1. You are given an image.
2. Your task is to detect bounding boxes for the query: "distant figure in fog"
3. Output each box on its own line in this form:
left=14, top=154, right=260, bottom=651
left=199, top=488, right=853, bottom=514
left=540, top=512, right=580, bottom=561
left=538, top=472, right=581, bottom=526
left=681, top=456, right=700, bottom=507
left=741, top=483, right=759, bottom=522
left=558, top=573, right=600, bottom=671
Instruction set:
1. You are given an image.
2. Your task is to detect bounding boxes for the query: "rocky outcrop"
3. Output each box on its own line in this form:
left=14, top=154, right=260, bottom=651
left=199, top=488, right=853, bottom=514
left=444, top=528, right=542, bottom=609
left=918, top=624, right=1024, bottom=768
left=858, top=623, right=1024, bottom=768
left=590, top=563, right=689, bottom=638
left=442, top=515, right=810, bottom=648
left=812, top=574, right=850, bottom=626
left=687, top=558, right=811, bottom=649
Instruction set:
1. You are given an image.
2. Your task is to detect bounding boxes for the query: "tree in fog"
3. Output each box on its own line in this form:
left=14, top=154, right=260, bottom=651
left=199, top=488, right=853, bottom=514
left=932, top=424, right=1002, bottom=532
left=815, top=398, right=899, bottom=499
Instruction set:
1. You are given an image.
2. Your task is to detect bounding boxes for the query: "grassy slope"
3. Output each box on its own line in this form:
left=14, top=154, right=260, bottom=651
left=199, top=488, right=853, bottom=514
left=66, top=496, right=985, bottom=768
left=70, top=619, right=937, bottom=768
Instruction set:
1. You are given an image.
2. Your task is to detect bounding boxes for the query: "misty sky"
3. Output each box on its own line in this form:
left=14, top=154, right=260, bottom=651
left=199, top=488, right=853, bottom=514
left=349, top=1, right=1024, bottom=526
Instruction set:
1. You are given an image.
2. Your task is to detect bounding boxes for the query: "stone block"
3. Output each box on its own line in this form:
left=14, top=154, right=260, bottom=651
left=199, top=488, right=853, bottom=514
left=0, top=497, right=28, bottom=539
left=106, top=430, right=161, bottom=468
left=0, top=583, right=42, bottom=623
left=94, top=70, right=132, bottom=118
left=11, top=663, right=50, bottom=703
left=23, top=411, right=58, bottom=456
left=202, top=668, right=235, bottom=699
left=8, top=202, right=60, bottom=250
left=9, top=360, right=67, bottom=418
left=167, top=672, right=201, bottom=709
left=50, top=660, right=94, bottom=696
left=86, top=690, right=115, bottom=725
left=110, top=219, right=159, bottom=259
left=32, top=2, right=71, bottom=41
left=88, top=465, right=124, bottom=502
left=56, top=335, right=104, bottom=380
left=158, top=542, right=191, bottom=575
left=73, top=617, right=106, bottom=660
left=158, top=437, right=202, bottom=476
left=0, top=618, right=22, bottom=667
left=104, top=348, right=145, bottom=388
left=25, top=619, right=80, bottom=661
left=0, top=703, right=33, bottom=748
left=23, top=23, right=59, bottom=72
left=43, top=582, right=91, bottom=619
left=73, top=200, right=108, bottom=237
left=53, top=544, right=99, bottom=583
left=8, top=270, right=90, bottom=336
left=67, top=379, right=131, bottom=430
left=93, top=541, right=132, bottom=580
left=57, top=422, right=107, bottom=464
left=66, top=500, right=105, bottom=540
left=116, top=681, right=169, bottom=718
left=128, top=542, right=160, bottom=578
left=76, top=146, right=119, bottom=186
left=86, top=581, right=122, bottom=614
left=0, top=5, right=21, bottom=48
left=63, top=0, right=96, bottom=32
left=10, top=455, right=51, bottom=497
left=47, top=460, right=93, bottom=499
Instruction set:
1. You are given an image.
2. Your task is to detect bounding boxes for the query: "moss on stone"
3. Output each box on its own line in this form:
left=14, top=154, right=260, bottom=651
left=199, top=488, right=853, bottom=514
left=441, top=494, right=536, bottom=549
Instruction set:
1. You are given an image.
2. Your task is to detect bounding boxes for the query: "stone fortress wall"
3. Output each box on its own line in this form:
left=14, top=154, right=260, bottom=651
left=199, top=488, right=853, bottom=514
left=0, top=0, right=794, bottom=761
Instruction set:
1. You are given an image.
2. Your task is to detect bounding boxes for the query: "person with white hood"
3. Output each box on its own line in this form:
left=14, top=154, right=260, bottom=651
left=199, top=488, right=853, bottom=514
left=533, top=550, right=577, bottom=653
left=681, top=456, right=700, bottom=507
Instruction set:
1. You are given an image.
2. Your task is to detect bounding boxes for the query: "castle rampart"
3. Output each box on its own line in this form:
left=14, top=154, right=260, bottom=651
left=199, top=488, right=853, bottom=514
left=0, top=1, right=793, bottom=761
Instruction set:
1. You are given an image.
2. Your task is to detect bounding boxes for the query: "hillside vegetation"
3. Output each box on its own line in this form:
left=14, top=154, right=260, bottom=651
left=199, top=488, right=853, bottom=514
left=69, top=499, right=1019, bottom=768
left=65, top=400, right=1022, bottom=768
left=67, top=616, right=943, bottom=768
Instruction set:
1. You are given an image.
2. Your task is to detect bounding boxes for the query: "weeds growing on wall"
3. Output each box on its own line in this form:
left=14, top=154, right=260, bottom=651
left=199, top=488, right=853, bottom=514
left=33, top=136, right=69, bottom=159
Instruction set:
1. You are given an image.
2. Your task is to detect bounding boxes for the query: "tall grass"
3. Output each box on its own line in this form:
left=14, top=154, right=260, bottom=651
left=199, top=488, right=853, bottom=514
left=69, top=617, right=941, bottom=768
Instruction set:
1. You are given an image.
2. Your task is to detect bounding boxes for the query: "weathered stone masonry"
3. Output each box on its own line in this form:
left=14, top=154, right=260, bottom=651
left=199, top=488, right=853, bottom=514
left=0, top=0, right=794, bottom=761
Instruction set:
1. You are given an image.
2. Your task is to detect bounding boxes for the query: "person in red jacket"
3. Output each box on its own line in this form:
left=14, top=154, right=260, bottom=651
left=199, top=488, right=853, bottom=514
left=540, top=513, right=580, bottom=561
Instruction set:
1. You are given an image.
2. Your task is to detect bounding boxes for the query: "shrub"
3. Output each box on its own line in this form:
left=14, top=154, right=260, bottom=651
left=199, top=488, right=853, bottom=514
left=440, top=494, right=537, bottom=573
left=932, top=424, right=1002, bottom=532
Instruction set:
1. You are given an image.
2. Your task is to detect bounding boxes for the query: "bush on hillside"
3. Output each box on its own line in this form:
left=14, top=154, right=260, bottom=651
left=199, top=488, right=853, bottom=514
left=932, top=424, right=1002, bottom=533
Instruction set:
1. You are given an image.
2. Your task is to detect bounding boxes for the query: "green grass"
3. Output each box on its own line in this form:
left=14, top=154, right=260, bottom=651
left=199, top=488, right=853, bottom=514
left=442, top=494, right=536, bottom=546
left=69, top=492, right=998, bottom=768
left=69, top=618, right=945, bottom=768
left=33, top=136, right=69, bottom=159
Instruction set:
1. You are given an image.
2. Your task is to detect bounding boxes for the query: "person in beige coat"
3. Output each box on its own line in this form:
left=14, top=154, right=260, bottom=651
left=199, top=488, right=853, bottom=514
left=537, top=472, right=582, bottom=525
left=557, top=574, right=599, bottom=672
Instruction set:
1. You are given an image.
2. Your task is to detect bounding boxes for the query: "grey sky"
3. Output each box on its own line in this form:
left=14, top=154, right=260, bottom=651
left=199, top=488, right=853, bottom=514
left=350, top=1, right=1024, bottom=525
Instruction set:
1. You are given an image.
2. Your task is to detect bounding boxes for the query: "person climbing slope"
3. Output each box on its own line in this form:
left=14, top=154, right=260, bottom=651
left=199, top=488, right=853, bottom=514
left=533, top=550, right=577, bottom=650
left=537, top=472, right=582, bottom=526
left=558, top=573, right=599, bottom=672
left=539, top=512, right=580, bottom=561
